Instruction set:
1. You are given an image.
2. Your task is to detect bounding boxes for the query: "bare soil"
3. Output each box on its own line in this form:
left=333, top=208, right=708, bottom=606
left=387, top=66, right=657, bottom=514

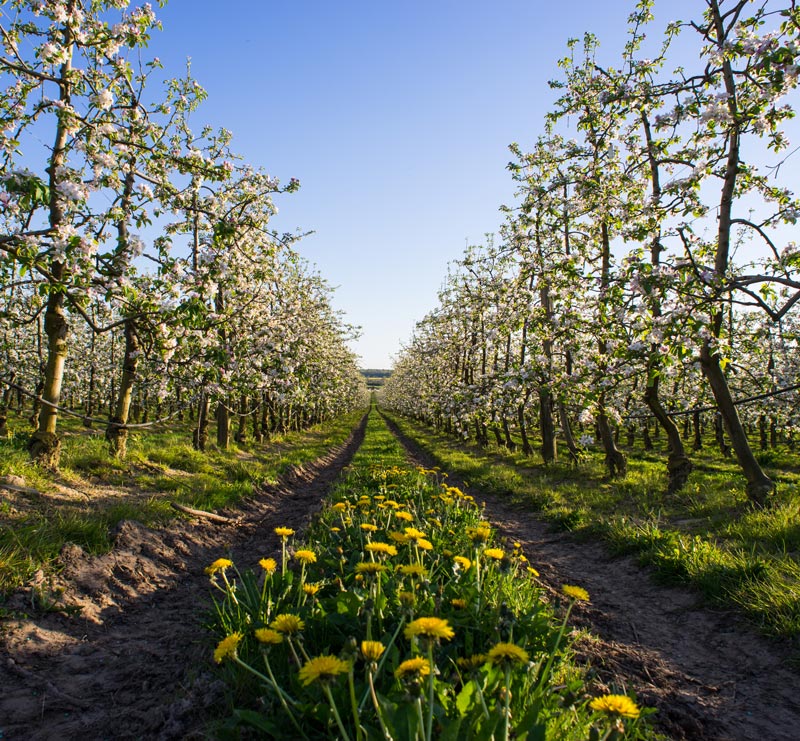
left=383, top=413, right=800, bottom=741
left=0, top=413, right=368, bottom=740
left=4, top=410, right=799, bottom=740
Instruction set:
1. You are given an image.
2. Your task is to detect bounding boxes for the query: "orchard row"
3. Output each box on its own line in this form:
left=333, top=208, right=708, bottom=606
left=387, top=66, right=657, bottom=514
left=0, top=1, right=367, bottom=465
left=383, top=0, right=800, bottom=504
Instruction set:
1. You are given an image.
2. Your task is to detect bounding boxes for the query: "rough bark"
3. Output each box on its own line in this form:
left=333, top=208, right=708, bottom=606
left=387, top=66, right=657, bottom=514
left=105, top=319, right=139, bottom=459
left=216, top=400, right=230, bottom=449
left=28, top=17, right=73, bottom=468
left=701, top=343, right=774, bottom=505
left=193, top=393, right=210, bottom=452
left=644, top=379, right=693, bottom=493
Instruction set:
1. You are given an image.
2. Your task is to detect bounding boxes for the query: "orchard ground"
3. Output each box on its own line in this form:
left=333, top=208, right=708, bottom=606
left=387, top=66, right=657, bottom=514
left=0, top=406, right=797, bottom=738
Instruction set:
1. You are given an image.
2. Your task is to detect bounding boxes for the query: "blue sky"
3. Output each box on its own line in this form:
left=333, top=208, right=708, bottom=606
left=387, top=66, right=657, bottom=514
left=152, top=0, right=700, bottom=368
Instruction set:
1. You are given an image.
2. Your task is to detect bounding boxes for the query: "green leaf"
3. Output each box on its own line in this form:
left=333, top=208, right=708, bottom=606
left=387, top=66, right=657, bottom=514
left=456, top=680, right=478, bottom=716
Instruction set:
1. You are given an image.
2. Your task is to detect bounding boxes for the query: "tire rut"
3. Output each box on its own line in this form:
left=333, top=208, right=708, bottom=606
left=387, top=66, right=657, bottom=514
left=381, top=412, right=800, bottom=741
left=0, top=412, right=368, bottom=740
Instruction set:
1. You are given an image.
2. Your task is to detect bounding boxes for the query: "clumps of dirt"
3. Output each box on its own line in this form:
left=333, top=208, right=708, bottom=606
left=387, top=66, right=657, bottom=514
left=383, top=414, right=800, bottom=741
left=0, top=413, right=367, bottom=740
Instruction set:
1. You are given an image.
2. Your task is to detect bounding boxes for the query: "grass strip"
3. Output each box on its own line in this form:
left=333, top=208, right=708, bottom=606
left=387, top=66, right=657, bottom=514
left=205, top=407, right=655, bottom=739
left=0, top=409, right=364, bottom=600
left=383, top=411, right=800, bottom=642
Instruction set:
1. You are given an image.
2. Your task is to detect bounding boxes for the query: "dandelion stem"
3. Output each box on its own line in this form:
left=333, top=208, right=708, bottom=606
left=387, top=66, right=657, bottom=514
left=358, top=616, right=406, bottom=711
left=259, top=655, right=307, bottom=739
left=368, top=668, right=392, bottom=741
left=285, top=636, right=302, bottom=667
left=323, top=683, right=353, bottom=741
left=415, top=697, right=426, bottom=741
left=425, top=643, right=435, bottom=741
left=348, top=664, right=365, bottom=741
left=502, top=665, right=512, bottom=741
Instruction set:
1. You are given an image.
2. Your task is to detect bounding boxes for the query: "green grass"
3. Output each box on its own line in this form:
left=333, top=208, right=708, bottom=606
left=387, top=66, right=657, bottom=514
left=207, top=407, right=657, bottom=740
left=0, top=408, right=365, bottom=599
left=382, top=411, right=800, bottom=641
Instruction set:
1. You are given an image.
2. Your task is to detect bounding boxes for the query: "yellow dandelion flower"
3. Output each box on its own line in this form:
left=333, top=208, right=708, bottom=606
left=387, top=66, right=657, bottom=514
left=457, top=654, right=487, bottom=671
left=360, top=523, right=378, bottom=532
left=388, top=531, right=410, bottom=545
left=395, top=656, right=431, bottom=679
left=214, top=632, right=242, bottom=663
left=361, top=640, right=385, bottom=661
left=303, top=582, right=322, bottom=596
left=332, top=502, right=347, bottom=512
left=254, top=628, right=283, bottom=645
left=365, top=542, right=398, bottom=557
left=394, top=511, right=414, bottom=522
left=453, top=556, right=472, bottom=570
left=259, top=558, right=277, bottom=574
left=330, top=526, right=341, bottom=533
left=294, top=549, right=317, bottom=564
left=467, top=526, right=491, bottom=543
left=589, top=694, right=640, bottom=719
left=487, top=642, right=529, bottom=666
left=527, top=566, right=540, bottom=577
left=398, top=564, right=427, bottom=578
left=355, top=561, right=387, bottom=575
left=404, top=527, right=426, bottom=540
left=205, top=558, right=234, bottom=576
left=450, top=598, right=467, bottom=609
left=416, top=539, right=434, bottom=551
left=298, top=655, right=350, bottom=686
left=374, top=495, right=386, bottom=501
left=398, top=590, right=416, bottom=606
left=562, top=584, right=590, bottom=602
left=270, top=613, right=305, bottom=635
left=274, top=527, right=295, bottom=538
left=404, top=617, right=455, bottom=641
left=483, top=548, right=505, bottom=560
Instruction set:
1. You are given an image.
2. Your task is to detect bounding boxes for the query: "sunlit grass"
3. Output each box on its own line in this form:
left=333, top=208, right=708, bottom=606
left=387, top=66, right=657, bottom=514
left=205, top=409, right=655, bottom=739
left=0, top=408, right=365, bottom=599
left=384, top=411, right=800, bottom=640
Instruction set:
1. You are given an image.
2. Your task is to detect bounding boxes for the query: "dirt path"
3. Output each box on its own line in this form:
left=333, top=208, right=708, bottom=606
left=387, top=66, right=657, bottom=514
left=383, top=414, right=800, bottom=741
left=0, top=413, right=367, bottom=740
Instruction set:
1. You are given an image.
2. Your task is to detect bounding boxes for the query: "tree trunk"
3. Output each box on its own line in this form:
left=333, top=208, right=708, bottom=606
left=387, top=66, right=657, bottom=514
left=558, top=403, right=580, bottom=463
left=538, top=387, right=557, bottom=465
left=517, top=401, right=532, bottom=457
left=105, top=318, right=139, bottom=458
left=28, top=22, right=74, bottom=468
left=28, top=288, right=68, bottom=468
left=642, top=422, right=653, bottom=451
left=502, top=418, right=515, bottom=451
left=714, top=412, right=730, bottom=457
left=0, top=374, right=12, bottom=439
left=216, top=400, right=230, bottom=449
left=701, top=343, right=774, bottom=504
left=693, top=410, right=703, bottom=451
left=193, top=393, right=210, bottom=452
left=645, top=380, right=693, bottom=493
left=235, top=394, right=248, bottom=444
